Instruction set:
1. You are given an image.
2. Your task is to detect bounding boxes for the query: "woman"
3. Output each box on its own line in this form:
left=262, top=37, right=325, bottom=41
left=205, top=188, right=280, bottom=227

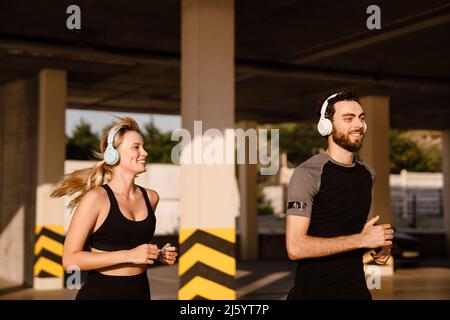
left=51, top=116, right=177, bottom=300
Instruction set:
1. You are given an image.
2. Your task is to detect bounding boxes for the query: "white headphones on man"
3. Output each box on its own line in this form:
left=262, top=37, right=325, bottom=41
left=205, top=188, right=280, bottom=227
left=317, top=92, right=367, bottom=136
left=104, top=126, right=120, bottom=165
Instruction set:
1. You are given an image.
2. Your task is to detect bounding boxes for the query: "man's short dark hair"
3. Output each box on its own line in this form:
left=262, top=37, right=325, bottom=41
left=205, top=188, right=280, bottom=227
left=317, top=90, right=361, bottom=122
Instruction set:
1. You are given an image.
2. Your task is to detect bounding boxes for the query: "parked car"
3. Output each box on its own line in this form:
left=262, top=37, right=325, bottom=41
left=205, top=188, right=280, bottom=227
left=392, top=231, right=421, bottom=269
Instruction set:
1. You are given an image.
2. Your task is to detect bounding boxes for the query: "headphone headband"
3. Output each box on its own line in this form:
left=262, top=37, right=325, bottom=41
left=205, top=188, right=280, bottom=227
left=104, top=126, right=121, bottom=165
left=107, top=126, right=119, bottom=146
left=320, top=93, right=340, bottom=119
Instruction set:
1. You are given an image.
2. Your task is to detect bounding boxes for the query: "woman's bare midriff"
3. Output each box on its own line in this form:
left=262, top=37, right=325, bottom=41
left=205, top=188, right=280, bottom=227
left=90, top=247, right=146, bottom=276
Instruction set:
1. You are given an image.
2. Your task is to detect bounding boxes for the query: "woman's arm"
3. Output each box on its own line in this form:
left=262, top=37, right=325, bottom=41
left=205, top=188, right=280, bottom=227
left=62, top=187, right=159, bottom=270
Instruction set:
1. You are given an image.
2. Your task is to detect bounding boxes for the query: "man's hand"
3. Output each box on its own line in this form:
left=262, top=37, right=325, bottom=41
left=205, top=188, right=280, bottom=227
left=360, top=215, right=394, bottom=249
left=370, top=246, right=392, bottom=265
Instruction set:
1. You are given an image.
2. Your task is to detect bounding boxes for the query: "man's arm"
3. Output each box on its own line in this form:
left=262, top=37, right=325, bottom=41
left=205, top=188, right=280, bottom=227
left=286, top=215, right=393, bottom=260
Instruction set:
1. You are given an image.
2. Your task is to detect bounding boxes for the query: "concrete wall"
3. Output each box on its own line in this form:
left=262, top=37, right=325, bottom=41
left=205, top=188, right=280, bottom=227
left=0, top=77, right=38, bottom=286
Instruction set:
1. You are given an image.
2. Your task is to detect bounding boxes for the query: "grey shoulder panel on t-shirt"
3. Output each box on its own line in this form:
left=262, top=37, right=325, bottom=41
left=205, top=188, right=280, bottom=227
left=286, top=152, right=328, bottom=218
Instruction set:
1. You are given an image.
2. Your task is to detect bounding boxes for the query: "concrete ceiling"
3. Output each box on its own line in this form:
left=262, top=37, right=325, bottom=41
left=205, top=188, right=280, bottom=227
left=0, top=0, right=449, bottom=129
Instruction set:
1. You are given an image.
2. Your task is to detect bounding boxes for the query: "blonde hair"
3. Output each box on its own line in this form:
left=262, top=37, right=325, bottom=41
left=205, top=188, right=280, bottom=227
left=50, top=116, right=142, bottom=209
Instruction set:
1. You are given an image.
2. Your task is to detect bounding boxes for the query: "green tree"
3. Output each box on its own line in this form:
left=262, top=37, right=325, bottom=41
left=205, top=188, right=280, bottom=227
left=263, top=124, right=442, bottom=174
left=256, top=122, right=326, bottom=186
left=66, top=120, right=100, bottom=160
left=270, top=122, right=327, bottom=168
left=142, top=122, right=178, bottom=164
left=390, top=130, right=442, bottom=173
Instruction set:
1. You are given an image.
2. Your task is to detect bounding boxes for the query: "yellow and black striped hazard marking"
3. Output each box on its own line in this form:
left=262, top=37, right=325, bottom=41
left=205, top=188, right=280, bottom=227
left=178, top=228, right=236, bottom=300
left=34, top=225, right=64, bottom=278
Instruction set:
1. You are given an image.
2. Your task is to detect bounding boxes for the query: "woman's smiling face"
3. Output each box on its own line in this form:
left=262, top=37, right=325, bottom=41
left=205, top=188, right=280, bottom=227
left=116, top=130, right=148, bottom=174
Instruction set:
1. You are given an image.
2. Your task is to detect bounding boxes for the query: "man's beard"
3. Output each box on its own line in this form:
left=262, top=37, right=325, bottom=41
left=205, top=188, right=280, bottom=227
left=331, top=129, right=364, bottom=152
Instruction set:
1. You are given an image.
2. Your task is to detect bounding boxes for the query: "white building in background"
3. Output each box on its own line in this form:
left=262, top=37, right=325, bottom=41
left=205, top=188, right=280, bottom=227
left=64, top=161, right=240, bottom=235
left=262, top=186, right=284, bottom=215
left=390, top=170, right=443, bottom=189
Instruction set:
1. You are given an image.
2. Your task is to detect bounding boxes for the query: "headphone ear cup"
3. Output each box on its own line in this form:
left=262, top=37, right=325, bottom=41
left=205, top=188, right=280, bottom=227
left=104, top=147, right=120, bottom=165
left=317, top=118, right=333, bottom=136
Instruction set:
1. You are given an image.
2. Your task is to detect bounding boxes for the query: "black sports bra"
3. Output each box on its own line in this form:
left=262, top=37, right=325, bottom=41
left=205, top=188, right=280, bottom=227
left=89, top=184, right=156, bottom=251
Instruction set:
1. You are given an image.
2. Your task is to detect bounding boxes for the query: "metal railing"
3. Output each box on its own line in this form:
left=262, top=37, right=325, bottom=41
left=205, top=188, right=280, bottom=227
left=391, top=187, right=443, bottom=230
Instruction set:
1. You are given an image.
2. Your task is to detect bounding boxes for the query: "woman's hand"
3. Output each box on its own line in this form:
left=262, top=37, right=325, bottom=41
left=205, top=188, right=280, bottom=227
left=158, top=243, right=178, bottom=265
left=126, top=244, right=160, bottom=265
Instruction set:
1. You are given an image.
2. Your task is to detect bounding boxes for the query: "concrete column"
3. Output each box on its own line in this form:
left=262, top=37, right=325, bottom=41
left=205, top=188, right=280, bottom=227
left=34, top=69, right=67, bottom=289
left=359, top=96, right=393, bottom=274
left=360, top=96, right=394, bottom=275
left=0, top=77, right=38, bottom=287
left=238, top=121, right=258, bottom=261
left=359, top=96, right=391, bottom=225
left=178, top=0, right=236, bottom=300
left=442, top=131, right=450, bottom=257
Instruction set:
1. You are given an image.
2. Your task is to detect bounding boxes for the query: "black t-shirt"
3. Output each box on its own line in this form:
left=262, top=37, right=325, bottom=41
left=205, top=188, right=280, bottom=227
left=287, top=150, right=375, bottom=299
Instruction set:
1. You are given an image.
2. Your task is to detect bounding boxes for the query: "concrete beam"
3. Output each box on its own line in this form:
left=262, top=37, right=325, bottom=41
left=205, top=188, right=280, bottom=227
left=1, top=40, right=449, bottom=91
left=288, top=5, right=450, bottom=63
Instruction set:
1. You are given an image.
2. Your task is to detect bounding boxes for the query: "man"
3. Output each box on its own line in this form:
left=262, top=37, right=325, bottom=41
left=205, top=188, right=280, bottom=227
left=286, top=91, right=394, bottom=300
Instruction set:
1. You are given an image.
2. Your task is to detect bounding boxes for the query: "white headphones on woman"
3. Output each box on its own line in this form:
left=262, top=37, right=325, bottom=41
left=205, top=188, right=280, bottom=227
left=104, top=126, right=120, bottom=165
left=317, top=92, right=367, bottom=136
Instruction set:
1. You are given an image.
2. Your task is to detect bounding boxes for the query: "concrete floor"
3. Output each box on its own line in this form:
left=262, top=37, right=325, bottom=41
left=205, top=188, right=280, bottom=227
left=1, top=260, right=450, bottom=300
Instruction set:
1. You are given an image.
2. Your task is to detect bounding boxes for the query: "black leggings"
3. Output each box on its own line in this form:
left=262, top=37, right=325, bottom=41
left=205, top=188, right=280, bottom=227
left=76, top=270, right=151, bottom=300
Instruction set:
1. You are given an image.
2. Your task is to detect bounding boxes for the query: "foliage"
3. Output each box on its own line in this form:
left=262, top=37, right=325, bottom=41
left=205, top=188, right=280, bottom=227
left=66, top=120, right=100, bottom=160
